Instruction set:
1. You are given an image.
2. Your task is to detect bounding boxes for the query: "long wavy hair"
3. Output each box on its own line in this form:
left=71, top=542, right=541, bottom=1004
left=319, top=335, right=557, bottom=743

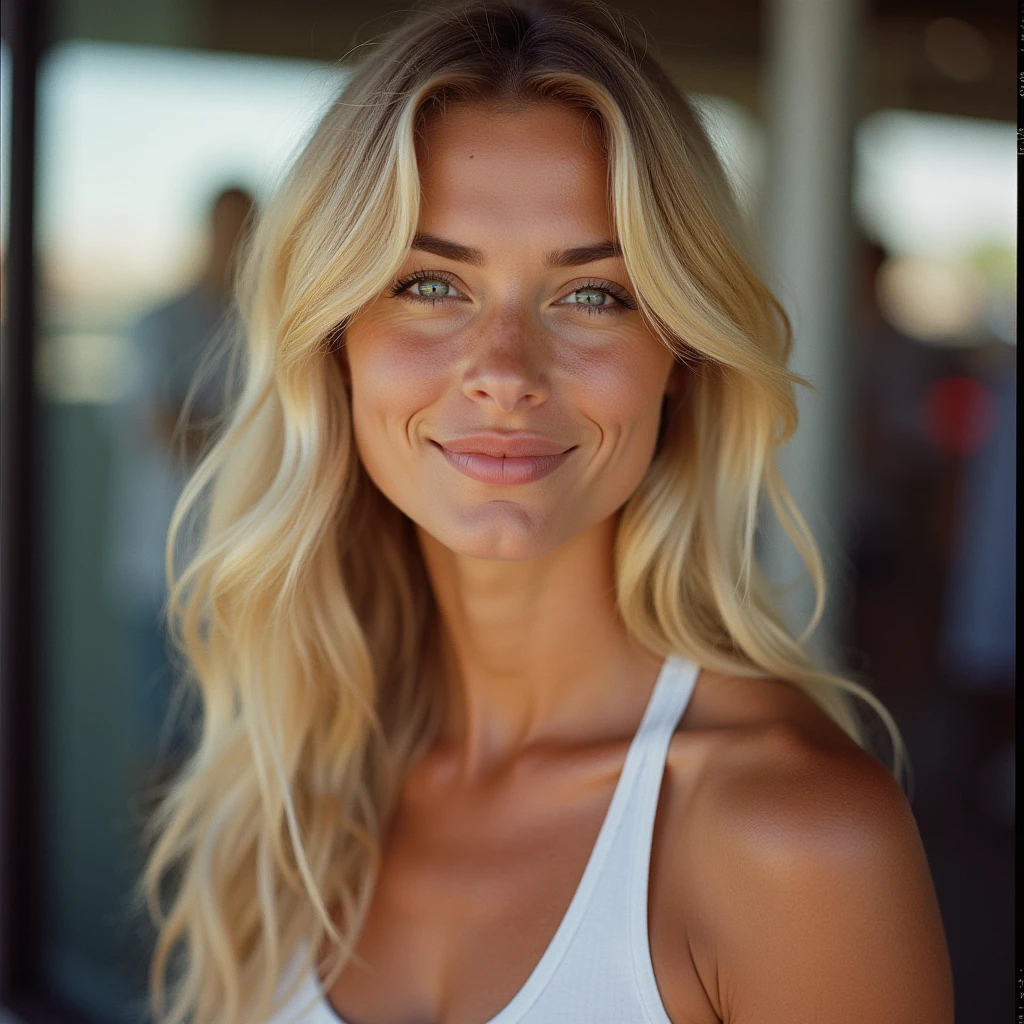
left=135, top=2, right=908, bottom=1021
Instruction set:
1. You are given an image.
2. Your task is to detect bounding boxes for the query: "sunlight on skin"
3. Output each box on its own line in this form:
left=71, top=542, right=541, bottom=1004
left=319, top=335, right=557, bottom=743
left=339, top=99, right=682, bottom=763
left=342, top=101, right=680, bottom=564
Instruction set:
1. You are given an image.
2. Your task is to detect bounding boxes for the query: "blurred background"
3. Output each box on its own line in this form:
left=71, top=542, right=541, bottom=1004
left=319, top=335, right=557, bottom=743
left=0, top=1, right=1014, bottom=1022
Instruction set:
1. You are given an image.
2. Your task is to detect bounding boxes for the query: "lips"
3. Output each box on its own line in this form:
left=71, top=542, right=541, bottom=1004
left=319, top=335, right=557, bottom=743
left=429, top=434, right=576, bottom=485
left=437, top=433, right=573, bottom=458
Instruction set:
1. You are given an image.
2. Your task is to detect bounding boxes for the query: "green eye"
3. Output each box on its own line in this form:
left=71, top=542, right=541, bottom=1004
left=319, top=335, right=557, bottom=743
left=557, top=281, right=635, bottom=315
left=388, top=271, right=463, bottom=304
left=569, top=287, right=610, bottom=306
left=413, top=279, right=452, bottom=298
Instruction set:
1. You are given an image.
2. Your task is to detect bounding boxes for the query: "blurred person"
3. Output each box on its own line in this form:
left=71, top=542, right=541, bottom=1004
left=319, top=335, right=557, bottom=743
left=102, top=185, right=254, bottom=779
left=134, top=5, right=953, bottom=1024
left=941, top=341, right=1015, bottom=828
left=850, top=235, right=1014, bottom=830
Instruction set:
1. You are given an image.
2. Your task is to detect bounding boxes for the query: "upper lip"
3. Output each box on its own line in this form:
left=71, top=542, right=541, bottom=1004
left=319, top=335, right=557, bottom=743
left=434, top=433, right=574, bottom=457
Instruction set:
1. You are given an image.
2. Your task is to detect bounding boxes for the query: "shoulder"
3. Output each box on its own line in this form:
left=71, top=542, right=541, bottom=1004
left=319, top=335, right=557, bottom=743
left=688, top=712, right=907, bottom=882
left=676, top=666, right=863, bottom=755
left=673, top=668, right=905, bottom=853
left=662, top=672, right=954, bottom=1023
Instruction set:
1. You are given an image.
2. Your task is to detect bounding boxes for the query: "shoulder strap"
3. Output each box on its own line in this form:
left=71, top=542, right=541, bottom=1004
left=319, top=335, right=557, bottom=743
left=624, top=653, right=701, bottom=1015
left=626, top=653, right=700, bottom=916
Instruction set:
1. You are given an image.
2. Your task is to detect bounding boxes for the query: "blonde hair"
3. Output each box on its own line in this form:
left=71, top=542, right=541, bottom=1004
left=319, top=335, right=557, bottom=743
left=135, top=2, right=908, bottom=1021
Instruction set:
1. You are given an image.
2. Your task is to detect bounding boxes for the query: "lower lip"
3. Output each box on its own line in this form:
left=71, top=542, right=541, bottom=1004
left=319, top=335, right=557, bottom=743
left=431, top=441, right=575, bottom=484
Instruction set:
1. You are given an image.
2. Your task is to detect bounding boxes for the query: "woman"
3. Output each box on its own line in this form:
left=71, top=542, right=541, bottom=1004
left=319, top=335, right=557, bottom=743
left=137, top=2, right=954, bottom=1022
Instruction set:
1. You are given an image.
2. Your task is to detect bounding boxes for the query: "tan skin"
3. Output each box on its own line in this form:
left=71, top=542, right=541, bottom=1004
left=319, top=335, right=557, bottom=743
left=321, top=101, right=955, bottom=1023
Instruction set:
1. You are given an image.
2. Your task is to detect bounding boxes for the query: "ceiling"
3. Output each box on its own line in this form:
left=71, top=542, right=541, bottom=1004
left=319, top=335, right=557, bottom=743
left=41, top=0, right=1014, bottom=121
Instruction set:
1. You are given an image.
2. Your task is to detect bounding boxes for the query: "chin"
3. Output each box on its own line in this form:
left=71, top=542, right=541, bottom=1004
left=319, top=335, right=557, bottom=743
left=420, top=503, right=570, bottom=562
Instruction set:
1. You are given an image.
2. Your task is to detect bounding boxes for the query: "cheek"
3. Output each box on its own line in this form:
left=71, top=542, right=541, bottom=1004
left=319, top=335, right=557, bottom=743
left=563, top=338, right=669, bottom=438
left=348, top=326, right=441, bottom=437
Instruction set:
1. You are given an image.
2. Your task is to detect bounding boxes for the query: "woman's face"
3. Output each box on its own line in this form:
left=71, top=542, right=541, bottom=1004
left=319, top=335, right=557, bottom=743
left=343, top=100, right=679, bottom=561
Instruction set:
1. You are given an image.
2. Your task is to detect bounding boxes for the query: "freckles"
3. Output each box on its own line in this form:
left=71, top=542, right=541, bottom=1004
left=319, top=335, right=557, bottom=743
left=560, top=339, right=660, bottom=424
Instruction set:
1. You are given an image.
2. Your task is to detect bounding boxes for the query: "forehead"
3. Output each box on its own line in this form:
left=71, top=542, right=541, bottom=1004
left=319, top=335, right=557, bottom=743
left=414, top=101, right=613, bottom=244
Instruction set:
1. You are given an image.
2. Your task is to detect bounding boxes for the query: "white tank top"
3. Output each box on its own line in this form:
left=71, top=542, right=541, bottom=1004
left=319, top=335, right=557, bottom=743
left=268, top=652, right=700, bottom=1024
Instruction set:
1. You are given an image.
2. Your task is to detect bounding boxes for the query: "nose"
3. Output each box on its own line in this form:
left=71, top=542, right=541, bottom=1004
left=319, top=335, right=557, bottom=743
left=461, top=309, right=550, bottom=412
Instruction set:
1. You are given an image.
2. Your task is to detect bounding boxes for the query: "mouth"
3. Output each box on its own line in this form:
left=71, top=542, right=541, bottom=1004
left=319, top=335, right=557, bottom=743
left=429, top=439, right=577, bottom=485
left=436, top=434, right=574, bottom=458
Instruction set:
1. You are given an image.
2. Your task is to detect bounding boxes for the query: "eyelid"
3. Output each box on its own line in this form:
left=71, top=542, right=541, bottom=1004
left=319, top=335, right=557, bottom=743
left=388, top=268, right=467, bottom=299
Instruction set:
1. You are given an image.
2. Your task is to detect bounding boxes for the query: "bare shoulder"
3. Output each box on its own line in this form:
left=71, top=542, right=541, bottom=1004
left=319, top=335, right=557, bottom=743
left=659, top=670, right=954, bottom=1024
left=673, top=667, right=906, bottom=848
left=675, top=666, right=866, bottom=757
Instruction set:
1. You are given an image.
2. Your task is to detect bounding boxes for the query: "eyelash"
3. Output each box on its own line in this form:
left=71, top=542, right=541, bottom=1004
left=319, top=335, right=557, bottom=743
left=387, top=269, right=638, bottom=315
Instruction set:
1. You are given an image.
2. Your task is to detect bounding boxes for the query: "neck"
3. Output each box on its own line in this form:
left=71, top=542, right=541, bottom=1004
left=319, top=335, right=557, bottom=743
left=416, top=511, right=664, bottom=780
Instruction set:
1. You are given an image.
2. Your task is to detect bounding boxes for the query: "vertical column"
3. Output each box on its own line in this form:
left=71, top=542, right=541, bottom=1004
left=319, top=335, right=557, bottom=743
left=0, top=0, right=46, bottom=1002
left=759, top=0, right=864, bottom=665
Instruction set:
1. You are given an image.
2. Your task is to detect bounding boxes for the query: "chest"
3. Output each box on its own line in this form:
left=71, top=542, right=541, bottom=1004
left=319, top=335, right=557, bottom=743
left=319, top=742, right=723, bottom=1024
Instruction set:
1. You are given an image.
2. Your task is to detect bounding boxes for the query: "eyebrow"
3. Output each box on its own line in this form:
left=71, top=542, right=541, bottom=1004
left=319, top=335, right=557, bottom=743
left=411, top=232, right=623, bottom=269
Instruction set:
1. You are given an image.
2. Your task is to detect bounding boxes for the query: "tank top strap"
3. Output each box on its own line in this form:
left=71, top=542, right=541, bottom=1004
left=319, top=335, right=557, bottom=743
left=269, top=652, right=703, bottom=1024
left=620, top=651, right=701, bottom=892
left=625, top=653, right=701, bottom=1018
left=631, top=652, right=700, bottom=751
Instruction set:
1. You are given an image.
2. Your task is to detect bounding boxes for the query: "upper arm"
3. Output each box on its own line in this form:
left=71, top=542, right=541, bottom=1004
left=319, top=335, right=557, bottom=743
left=695, top=727, right=954, bottom=1024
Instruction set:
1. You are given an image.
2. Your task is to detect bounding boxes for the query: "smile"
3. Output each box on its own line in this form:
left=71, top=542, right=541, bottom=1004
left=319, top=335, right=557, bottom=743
left=430, top=440, right=576, bottom=485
